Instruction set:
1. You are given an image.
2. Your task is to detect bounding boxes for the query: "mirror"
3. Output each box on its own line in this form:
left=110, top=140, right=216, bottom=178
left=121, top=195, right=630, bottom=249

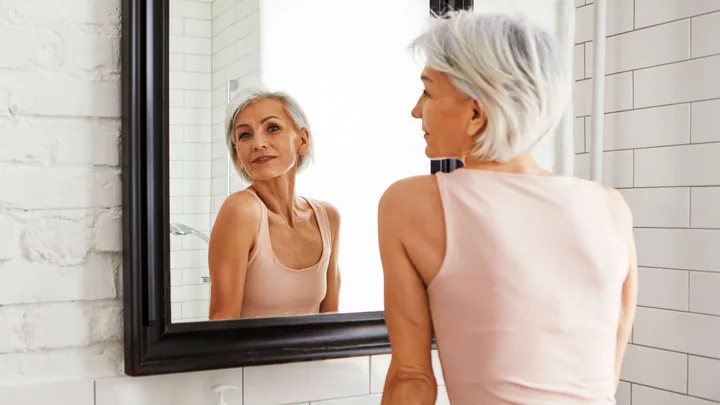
left=167, top=0, right=430, bottom=322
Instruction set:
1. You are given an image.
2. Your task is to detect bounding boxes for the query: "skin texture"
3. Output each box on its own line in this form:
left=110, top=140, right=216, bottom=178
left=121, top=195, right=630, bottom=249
left=208, top=98, right=341, bottom=320
left=379, top=67, right=638, bottom=404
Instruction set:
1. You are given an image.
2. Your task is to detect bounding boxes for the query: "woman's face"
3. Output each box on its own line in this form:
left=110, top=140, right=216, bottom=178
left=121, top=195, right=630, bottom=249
left=411, top=67, right=486, bottom=160
left=232, top=98, right=309, bottom=181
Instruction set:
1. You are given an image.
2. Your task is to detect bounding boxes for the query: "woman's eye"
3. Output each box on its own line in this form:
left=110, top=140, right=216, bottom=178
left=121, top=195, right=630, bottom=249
left=267, top=124, right=280, bottom=133
left=236, top=132, right=251, bottom=142
left=422, top=89, right=430, bottom=97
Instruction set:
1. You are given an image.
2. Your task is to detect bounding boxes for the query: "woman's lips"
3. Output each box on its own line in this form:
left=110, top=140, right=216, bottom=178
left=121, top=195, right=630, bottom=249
left=252, top=156, right=275, bottom=164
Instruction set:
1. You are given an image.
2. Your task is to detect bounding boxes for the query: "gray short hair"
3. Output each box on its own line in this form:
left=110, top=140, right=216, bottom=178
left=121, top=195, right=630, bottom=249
left=225, top=88, right=314, bottom=183
left=411, top=10, right=571, bottom=162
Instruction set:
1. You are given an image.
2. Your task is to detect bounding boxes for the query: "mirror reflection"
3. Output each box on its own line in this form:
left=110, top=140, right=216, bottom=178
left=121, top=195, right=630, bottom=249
left=208, top=90, right=340, bottom=320
left=168, top=0, right=429, bottom=322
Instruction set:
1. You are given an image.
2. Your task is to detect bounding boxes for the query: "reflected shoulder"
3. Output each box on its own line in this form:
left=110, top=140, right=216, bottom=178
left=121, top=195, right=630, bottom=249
left=217, top=190, right=263, bottom=225
left=209, top=190, right=262, bottom=256
left=316, top=199, right=340, bottom=219
left=317, top=200, right=341, bottom=233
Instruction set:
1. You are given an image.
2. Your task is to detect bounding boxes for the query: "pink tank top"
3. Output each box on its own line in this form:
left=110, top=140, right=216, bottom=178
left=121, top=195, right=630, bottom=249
left=239, top=190, right=331, bottom=319
left=428, top=169, right=628, bottom=405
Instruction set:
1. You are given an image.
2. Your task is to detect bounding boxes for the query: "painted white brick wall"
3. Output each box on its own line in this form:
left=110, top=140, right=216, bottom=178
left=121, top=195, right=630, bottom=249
left=574, top=1, right=720, bottom=404
left=0, top=0, right=125, bottom=395
left=168, top=0, right=215, bottom=322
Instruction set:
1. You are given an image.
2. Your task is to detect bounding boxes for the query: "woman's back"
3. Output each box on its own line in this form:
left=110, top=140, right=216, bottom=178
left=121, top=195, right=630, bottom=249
left=427, top=168, right=628, bottom=404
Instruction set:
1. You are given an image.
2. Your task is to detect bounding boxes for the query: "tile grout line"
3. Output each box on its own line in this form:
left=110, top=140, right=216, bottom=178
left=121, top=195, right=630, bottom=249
left=689, top=17, right=693, bottom=60
left=631, top=71, right=635, bottom=110
left=687, top=354, right=690, bottom=394
left=573, top=9, right=720, bottom=46
left=583, top=43, right=587, bottom=81
left=576, top=50, right=720, bottom=82
left=689, top=184, right=693, bottom=233
left=687, top=262, right=692, bottom=315
left=633, top=226, right=720, bottom=231
left=689, top=102, right=693, bottom=143
left=638, top=265, right=720, bottom=275
left=575, top=139, right=720, bottom=153
left=575, top=96, right=720, bottom=118
left=628, top=382, right=720, bottom=404
left=632, top=148, right=635, bottom=188
left=636, top=304, right=720, bottom=318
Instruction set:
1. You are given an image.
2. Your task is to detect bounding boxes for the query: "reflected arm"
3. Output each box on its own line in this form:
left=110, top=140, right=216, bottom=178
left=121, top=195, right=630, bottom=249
left=208, top=193, right=261, bottom=320
left=378, top=184, right=437, bottom=405
left=320, top=203, right=341, bottom=313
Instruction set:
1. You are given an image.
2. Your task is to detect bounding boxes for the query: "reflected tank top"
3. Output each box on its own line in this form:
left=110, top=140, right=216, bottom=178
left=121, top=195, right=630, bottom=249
left=239, top=189, right=331, bottom=319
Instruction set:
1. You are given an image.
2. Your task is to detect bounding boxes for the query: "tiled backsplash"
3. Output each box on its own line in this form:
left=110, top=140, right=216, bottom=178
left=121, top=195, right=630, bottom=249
left=573, top=1, right=720, bottom=404
left=0, top=354, right=451, bottom=405
left=168, top=0, right=215, bottom=322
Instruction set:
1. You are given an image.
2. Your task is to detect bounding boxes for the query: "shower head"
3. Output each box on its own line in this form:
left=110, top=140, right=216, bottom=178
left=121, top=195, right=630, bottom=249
left=169, top=222, right=210, bottom=242
left=170, top=222, right=192, bottom=236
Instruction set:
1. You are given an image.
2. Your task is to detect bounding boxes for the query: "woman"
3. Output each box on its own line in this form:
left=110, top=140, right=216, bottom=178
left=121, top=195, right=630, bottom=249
left=379, top=10, right=637, bottom=405
left=208, top=88, right=341, bottom=320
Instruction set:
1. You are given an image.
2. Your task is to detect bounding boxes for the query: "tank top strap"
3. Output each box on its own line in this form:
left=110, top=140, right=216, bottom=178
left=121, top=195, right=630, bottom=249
left=433, top=172, right=458, bottom=273
left=304, top=197, right=333, bottom=257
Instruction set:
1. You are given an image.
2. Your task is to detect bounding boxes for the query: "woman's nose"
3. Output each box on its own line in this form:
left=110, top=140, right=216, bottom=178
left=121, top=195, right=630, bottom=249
left=411, top=99, right=422, bottom=119
left=251, top=135, right=268, bottom=150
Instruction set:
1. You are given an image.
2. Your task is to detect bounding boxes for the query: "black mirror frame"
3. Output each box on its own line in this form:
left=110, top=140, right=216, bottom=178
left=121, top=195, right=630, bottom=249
left=121, top=0, right=471, bottom=377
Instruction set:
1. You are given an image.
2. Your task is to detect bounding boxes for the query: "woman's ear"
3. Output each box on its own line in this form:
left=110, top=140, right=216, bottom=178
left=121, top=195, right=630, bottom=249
left=467, top=98, right=487, bottom=137
left=297, top=128, right=310, bottom=156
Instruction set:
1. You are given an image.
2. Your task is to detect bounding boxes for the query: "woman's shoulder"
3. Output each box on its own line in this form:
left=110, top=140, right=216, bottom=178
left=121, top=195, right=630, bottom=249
left=378, top=174, right=440, bottom=221
left=380, top=174, right=439, bottom=205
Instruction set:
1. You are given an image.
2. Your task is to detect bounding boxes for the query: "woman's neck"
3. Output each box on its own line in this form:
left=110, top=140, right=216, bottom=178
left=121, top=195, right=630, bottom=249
left=250, top=173, right=300, bottom=227
left=462, top=152, right=553, bottom=176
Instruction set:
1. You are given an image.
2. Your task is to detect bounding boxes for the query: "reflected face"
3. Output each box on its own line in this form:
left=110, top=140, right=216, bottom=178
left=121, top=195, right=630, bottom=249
left=411, top=67, right=486, bottom=160
left=232, top=98, right=310, bottom=181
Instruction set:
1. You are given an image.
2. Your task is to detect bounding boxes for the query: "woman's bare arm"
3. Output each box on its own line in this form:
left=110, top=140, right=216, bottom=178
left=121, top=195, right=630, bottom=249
left=378, top=182, right=437, bottom=405
left=208, top=192, right=261, bottom=320
left=320, top=203, right=341, bottom=313
left=606, top=187, right=638, bottom=387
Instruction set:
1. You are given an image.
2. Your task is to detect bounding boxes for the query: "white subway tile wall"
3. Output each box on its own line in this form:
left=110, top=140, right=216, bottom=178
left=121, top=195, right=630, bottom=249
left=168, top=0, right=215, bottom=322
left=1, top=0, right=718, bottom=404
left=210, top=0, right=259, bottom=232
left=574, top=1, right=720, bottom=404
left=167, top=0, right=261, bottom=323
